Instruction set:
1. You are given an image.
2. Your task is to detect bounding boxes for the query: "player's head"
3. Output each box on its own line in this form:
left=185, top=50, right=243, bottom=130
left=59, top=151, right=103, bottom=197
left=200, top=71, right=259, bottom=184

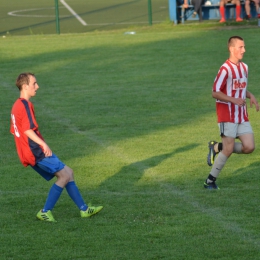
left=16, top=72, right=35, bottom=91
left=227, top=36, right=245, bottom=61
left=228, top=36, right=244, bottom=51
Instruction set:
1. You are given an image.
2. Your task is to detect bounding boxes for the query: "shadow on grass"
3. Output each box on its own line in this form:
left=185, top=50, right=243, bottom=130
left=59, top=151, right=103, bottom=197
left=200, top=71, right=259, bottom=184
left=1, top=31, right=220, bottom=163
left=214, top=160, right=260, bottom=192
left=99, top=143, right=199, bottom=192
left=231, top=161, right=260, bottom=175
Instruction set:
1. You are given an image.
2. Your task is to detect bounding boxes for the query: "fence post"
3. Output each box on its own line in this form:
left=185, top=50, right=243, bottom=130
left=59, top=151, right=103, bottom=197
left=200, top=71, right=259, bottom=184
left=148, top=0, right=152, bottom=25
left=54, top=0, right=60, bottom=34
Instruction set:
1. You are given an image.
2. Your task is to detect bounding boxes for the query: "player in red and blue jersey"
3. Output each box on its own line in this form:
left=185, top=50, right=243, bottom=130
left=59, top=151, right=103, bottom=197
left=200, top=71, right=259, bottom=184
left=204, top=36, right=259, bottom=189
left=10, top=72, right=103, bottom=222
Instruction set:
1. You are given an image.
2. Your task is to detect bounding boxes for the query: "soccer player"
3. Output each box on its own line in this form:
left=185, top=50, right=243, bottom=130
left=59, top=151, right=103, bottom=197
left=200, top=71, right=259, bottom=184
left=204, top=36, right=259, bottom=189
left=10, top=72, right=103, bottom=221
left=219, top=0, right=243, bottom=23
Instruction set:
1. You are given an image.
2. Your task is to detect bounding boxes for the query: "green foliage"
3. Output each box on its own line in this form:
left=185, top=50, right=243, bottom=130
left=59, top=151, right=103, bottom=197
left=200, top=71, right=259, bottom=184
left=1, top=25, right=260, bottom=259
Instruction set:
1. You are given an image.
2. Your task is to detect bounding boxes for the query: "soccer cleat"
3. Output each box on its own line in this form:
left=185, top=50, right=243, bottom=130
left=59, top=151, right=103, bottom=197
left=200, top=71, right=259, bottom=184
left=245, top=14, right=251, bottom=22
left=207, top=141, right=218, bottom=166
left=80, top=205, right=103, bottom=218
left=236, top=17, right=243, bottom=22
left=204, top=180, right=219, bottom=190
left=36, top=210, right=57, bottom=222
left=219, top=18, right=226, bottom=23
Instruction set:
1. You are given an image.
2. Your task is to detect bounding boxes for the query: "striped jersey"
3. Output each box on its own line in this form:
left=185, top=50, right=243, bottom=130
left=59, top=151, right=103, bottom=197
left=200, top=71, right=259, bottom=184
left=10, top=98, right=45, bottom=167
left=213, top=59, right=248, bottom=123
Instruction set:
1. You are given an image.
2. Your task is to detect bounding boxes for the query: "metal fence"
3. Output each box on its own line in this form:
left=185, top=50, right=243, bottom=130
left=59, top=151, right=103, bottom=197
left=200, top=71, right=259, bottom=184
left=0, top=0, right=169, bottom=36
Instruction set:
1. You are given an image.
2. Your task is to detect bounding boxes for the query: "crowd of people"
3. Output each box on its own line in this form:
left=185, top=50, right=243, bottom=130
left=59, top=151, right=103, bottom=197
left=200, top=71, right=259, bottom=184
left=181, top=0, right=260, bottom=22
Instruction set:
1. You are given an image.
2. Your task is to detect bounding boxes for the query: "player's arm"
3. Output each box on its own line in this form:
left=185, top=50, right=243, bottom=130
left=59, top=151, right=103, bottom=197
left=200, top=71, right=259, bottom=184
left=246, top=90, right=259, bottom=111
left=212, top=67, right=246, bottom=106
left=212, top=91, right=246, bottom=106
left=24, top=129, right=52, bottom=157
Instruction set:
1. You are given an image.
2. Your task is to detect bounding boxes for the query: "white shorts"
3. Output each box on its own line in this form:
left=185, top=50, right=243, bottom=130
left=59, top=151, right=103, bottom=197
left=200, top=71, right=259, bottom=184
left=218, top=122, right=253, bottom=138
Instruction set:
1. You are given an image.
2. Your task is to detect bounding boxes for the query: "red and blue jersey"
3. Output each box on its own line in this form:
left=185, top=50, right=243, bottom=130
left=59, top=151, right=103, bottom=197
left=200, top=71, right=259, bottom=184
left=213, top=59, right=249, bottom=123
left=10, top=98, right=45, bottom=167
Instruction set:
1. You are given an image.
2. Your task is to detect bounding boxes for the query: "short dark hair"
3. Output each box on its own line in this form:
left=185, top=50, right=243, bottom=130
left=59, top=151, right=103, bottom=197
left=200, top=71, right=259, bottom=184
left=228, top=36, right=244, bottom=49
left=16, top=72, right=35, bottom=91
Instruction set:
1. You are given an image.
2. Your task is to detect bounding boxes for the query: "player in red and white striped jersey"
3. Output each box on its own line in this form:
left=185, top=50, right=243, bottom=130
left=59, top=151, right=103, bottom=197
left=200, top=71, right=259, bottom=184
left=214, top=59, right=249, bottom=124
left=204, top=36, right=259, bottom=189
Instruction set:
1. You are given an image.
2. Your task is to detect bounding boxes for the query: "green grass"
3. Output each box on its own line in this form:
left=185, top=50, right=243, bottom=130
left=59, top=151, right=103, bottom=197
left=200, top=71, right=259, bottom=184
left=1, top=24, right=260, bottom=259
left=0, top=0, right=169, bottom=35
left=1, top=0, right=259, bottom=36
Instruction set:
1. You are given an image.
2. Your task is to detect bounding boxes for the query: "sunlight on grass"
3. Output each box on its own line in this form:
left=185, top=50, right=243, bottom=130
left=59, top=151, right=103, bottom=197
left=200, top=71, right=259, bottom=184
left=1, top=26, right=260, bottom=259
left=67, top=112, right=219, bottom=189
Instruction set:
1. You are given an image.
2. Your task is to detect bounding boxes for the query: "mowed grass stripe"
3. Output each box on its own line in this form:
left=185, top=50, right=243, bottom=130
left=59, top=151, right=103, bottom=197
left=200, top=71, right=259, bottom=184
left=1, top=27, right=260, bottom=259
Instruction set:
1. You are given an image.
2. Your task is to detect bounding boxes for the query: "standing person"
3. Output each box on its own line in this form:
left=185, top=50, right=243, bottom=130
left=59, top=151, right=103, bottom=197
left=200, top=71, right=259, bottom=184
left=10, top=72, right=103, bottom=221
left=219, top=0, right=243, bottom=23
left=204, top=36, right=259, bottom=189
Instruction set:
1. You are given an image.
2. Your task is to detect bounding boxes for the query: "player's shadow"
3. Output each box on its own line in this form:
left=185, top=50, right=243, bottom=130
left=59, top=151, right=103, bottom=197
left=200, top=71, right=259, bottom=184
left=226, top=161, right=260, bottom=181
left=99, top=143, right=199, bottom=192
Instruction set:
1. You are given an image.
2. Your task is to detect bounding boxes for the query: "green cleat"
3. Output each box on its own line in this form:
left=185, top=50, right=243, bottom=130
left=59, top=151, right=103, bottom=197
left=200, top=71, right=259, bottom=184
left=204, top=180, right=220, bottom=190
left=80, top=206, right=103, bottom=218
left=36, top=210, right=57, bottom=222
left=207, top=141, right=218, bottom=166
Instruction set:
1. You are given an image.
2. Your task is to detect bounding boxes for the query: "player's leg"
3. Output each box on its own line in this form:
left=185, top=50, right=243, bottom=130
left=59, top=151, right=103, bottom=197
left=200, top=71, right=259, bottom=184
left=219, top=0, right=226, bottom=22
left=245, top=0, right=251, bottom=20
left=254, top=0, right=260, bottom=17
left=246, top=0, right=252, bottom=17
left=207, top=141, right=222, bottom=166
left=61, top=165, right=103, bottom=217
left=32, top=165, right=58, bottom=222
left=33, top=154, right=102, bottom=221
left=205, top=136, right=234, bottom=189
left=204, top=123, right=236, bottom=189
left=207, top=121, right=254, bottom=166
left=236, top=122, right=255, bottom=154
left=238, top=134, right=255, bottom=153
left=232, top=0, right=243, bottom=21
left=62, top=165, right=87, bottom=211
left=31, top=155, right=64, bottom=221
left=33, top=155, right=66, bottom=221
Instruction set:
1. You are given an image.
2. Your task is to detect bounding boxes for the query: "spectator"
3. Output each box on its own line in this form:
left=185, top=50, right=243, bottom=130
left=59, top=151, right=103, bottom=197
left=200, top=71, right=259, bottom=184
left=219, top=0, right=243, bottom=22
left=245, top=0, right=260, bottom=21
left=182, top=0, right=204, bottom=18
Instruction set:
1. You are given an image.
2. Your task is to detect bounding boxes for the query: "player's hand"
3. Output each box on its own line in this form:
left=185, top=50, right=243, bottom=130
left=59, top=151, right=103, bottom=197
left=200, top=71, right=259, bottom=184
left=234, top=97, right=246, bottom=107
left=249, top=95, right=259, bottom=112
left=42, top=143, right=52, bottom=157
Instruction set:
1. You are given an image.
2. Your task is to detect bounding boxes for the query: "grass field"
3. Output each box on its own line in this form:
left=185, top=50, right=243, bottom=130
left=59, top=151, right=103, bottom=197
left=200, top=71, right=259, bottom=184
left=1, top=22, right=260, bottom=259
left=1, top=0, right=169, bottom=35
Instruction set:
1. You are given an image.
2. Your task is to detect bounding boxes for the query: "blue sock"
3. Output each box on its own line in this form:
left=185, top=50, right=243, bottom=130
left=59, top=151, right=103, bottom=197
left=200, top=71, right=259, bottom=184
left=42, top=184, right=63, bottom=212
left=66, top=181, right=87, bottom=211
